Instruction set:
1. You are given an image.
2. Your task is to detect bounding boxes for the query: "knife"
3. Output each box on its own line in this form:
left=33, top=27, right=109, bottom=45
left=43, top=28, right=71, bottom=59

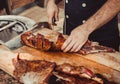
left=52, top=17, right=57, bottom=30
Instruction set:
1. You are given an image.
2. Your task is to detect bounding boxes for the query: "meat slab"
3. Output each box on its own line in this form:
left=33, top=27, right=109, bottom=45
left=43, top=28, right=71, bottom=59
left=52, top=72, right=100, bottom=84
left=13, top=54, right=56, bottom=84
left=55, top=63, right=103, bottom=84
left=12, top=55, right=105, bottom=84
left=21, top=31, right=115, bottom=54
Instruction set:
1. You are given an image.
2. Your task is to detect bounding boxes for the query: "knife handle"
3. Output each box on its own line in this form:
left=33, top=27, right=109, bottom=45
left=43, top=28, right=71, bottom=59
left=52, top=17, right=57, bottom=26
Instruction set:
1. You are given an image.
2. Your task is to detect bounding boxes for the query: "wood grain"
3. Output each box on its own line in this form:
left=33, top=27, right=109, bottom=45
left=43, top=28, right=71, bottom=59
left=13, top=46, right=120, bottom=83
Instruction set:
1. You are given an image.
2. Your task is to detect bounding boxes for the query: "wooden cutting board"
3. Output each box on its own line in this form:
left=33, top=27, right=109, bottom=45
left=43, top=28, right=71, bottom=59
left=12, top=28, right=120, bottom=83
left=13, top=46, right=120, bottom=83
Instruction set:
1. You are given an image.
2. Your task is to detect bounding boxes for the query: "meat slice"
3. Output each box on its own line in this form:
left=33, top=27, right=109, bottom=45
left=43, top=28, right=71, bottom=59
left=21, top=32, right=52, bottom=51
left=52, top=72, right=100, bottom=84
left=55, top=63, right=103, bottom=84
left=21, top=31, right=35, bottom=48
left=51, top=33, right=66, bottom=51
left=52, top=71, right=76, bottom=84
left=36, top=33, right=51, bottom=51
left=21, top=31, right=115, bottom=54
left=79, top=41, right=115, bottom=54
left=12, top=54, right=56, bottom=84
left=42, top=37, right=52, bottom=51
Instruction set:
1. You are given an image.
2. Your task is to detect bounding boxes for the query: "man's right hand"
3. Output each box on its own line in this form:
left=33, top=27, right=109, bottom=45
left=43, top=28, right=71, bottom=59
left=47, top=0, right=59, bottom=24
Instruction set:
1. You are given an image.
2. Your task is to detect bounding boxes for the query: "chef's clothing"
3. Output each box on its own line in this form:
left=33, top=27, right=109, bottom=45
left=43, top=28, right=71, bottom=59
left=0, top=0, right=6, bottom=10
left=64, top=0, right=120, bottom=51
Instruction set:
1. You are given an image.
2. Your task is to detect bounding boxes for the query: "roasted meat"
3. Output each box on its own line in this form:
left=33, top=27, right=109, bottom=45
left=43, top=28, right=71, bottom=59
left=21, top=31, right=115, bottom=54
left=52, top=72, right=100, bottom=84
left=12, top=54, right=117, bottom=84
left=12, top=54, right=56, bottom=84
left=51, top=33, right=66, bottom=51
left=21, top=31, right=35, bottom=48
left=12, top=56, right=103, bottom=84
left=55, top=63, right=103, bottom=84
left=21, top=31, right=65, bottom=51
left=79, top=41, right=115, bottom=54
left=21, top=32, right=52, bottom=51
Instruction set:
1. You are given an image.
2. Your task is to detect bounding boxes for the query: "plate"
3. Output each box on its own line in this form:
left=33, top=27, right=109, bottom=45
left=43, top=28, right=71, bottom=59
left=0, top=15, right=36, bottom=49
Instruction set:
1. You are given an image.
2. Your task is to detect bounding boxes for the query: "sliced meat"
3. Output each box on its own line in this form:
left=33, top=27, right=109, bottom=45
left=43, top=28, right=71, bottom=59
left=52, top=72, right=100, bottom=84
left=55, top=63, right=103, bottom=84
left=51, top=33, right=66, bottom=51
left=21, top=32, right=52, bottom=51
left=42, top=38, right=52, bottom=51
left=79, top=41, right=115, bottom=54
left=21, top=31, right=35, bottom=48
left=12, top=54, right=115, bottom=84
left=52, top=72, right=76, bottom=84
left=21, top=31, right=115, bottom=54
left=12, top=54, right=56, bottom=84
left=35, top=33, right=43, bottom=49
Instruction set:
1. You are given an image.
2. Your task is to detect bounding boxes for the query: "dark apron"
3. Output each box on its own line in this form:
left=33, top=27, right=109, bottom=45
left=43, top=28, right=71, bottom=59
left=64, top=0, right=120, bottom=51
left=0, top=0, right=6, bottom=10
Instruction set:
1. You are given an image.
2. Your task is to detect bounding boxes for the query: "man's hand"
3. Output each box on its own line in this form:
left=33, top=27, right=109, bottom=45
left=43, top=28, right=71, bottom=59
left=61, top=25, right=90, bottom=52
left=47, top=0, right=59, bottom=24
left=62, top=0, right=120, bottom=53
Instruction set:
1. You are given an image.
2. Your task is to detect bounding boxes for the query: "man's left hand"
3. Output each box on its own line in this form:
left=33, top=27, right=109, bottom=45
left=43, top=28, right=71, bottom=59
left=61, top=25, right=90, bottom=52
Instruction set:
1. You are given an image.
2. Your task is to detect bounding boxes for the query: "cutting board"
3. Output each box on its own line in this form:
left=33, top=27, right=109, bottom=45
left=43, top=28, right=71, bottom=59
left=12, top=28, right=120, bottom=83
left=13, top=46, right=120, bottom=83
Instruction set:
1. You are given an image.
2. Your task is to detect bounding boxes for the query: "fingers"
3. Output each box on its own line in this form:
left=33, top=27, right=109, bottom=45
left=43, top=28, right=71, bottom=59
left=48, top=12, right=59, bottom=25
left=70, top=41, right=81, bottom=52
left=55, top=11, right=59, bottom=21
left=70, top=39, right=86, bottom=52
left=74, top=45, right=83, bottom=52
left=47, top=3, right=59, bottom=25
left=71, top=42, right=84, bottom=52
left=61, top=37, right=86, bottom=53
left=61, top=36, right=72, bottom=52
left=48, top=16, right=53, bottom=25
left=62, top=40, right=83, bottom=53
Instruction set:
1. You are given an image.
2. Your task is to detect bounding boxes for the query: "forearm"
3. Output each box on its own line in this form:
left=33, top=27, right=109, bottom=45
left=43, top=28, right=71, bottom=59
left=47, top=0, right=56, bottom=6
left=81, top=0, right=120, bottom=34
left=48, top=0, right=56, bottom=3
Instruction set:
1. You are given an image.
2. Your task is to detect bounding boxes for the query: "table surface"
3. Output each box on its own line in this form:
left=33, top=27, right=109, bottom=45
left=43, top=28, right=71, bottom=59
left=0, top=69, right=22, bottom=84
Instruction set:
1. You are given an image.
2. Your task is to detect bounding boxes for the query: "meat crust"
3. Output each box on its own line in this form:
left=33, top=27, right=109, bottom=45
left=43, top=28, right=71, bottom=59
left=21, top=32, right=51, bottom=51
left=12, top=54, right=117, bottom=84
left=12, top=54, right=56, bottom=84
left=51, top=33, right=66, bottom=51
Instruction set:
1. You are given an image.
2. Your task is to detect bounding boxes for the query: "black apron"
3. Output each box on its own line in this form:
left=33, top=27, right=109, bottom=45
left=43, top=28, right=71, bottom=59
left=0, top=0, right=6, bottom=10
left=64, top=0, right=120, bottom=51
